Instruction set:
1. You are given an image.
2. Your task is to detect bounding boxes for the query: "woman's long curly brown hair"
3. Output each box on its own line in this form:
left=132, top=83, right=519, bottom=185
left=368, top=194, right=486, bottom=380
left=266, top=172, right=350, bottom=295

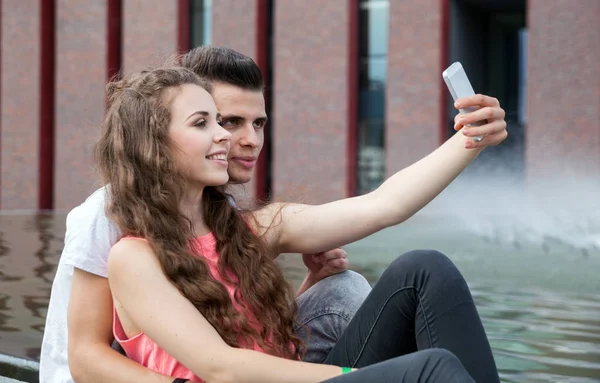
left=95, top=66, right=303, bottom=359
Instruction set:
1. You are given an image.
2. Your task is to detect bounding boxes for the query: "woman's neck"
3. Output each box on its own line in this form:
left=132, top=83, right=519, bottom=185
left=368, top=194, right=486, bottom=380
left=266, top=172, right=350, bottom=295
left=180, top=187, right=210, bottom=237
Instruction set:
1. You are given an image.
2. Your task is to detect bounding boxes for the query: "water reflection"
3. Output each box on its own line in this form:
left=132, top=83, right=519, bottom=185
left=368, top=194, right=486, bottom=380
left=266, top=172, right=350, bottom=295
left=31, top=214, right=61, bottom=285
left=0, top=213, right=599, bottom=382
left=0, top=213, right=65, bottom=360
left=0, top=231, right=22, bottom=283
left=472, top=285, right=600, bottom=382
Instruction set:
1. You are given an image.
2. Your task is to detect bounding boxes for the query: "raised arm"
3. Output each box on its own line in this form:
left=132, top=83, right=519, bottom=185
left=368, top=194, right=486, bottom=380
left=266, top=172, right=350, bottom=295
left=253, top=95, right=506, bottom=255
left=107, top=239, right=347, bottom=383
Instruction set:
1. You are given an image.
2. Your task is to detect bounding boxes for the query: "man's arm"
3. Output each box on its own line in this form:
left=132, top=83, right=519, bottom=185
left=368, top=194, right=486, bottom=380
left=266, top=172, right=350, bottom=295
left=67, top=268, right=174, bottom=383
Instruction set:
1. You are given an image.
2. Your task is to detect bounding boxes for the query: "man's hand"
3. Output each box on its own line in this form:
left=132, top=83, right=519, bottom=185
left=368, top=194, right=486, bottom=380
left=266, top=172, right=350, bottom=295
left=453, top=94, right=507, bottom=149
left=296, top=248, right=349, bottom=297
left=303, top=248, right=349, bottom=280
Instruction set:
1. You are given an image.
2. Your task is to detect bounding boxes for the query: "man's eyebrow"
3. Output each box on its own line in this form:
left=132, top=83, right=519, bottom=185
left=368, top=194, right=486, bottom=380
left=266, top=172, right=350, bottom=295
left=221, top=114, right=269, bottom=123
left=185, top=111, right=209, bottom=121
left=220, top=114, right=243, bottom=120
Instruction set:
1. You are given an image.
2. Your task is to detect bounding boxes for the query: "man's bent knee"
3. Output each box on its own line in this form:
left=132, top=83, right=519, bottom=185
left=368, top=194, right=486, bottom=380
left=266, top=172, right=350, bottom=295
left=295, top=271, right=371, bottom=363
left=297, top=271, right=371, bottom=316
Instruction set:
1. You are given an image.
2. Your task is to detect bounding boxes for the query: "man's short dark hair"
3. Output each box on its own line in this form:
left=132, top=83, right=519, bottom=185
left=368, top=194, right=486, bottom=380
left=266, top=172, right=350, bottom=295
left=182, top=46, right=264, bottom=92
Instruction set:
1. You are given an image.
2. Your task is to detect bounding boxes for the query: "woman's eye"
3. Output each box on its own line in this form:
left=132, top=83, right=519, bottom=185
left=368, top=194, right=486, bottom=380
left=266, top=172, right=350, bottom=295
left=194, top=120, right=207, bottom=128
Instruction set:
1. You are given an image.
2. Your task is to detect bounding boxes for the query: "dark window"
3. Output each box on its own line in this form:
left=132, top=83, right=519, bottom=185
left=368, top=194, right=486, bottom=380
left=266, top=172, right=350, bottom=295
left=190, top=0, right=212, bottom=47
left=448, top=0, right=527, bottom=178
left=357, top=0, right=389, bottom=195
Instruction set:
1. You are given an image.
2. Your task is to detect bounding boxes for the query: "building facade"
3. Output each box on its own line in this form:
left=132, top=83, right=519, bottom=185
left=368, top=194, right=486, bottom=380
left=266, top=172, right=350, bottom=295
left=1, top=0, right=598, bottom=211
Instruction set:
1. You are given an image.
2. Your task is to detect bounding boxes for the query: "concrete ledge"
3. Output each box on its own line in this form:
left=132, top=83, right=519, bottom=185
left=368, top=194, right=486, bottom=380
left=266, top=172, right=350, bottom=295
left=0, top=354, right=39, bottom=383
left=0, top=377, right=27, bottom=383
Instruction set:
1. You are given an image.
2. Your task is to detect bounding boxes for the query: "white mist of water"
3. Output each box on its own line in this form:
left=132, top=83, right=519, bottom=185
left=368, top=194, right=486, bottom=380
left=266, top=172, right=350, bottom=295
left=420, top=167, right=600, bottom=256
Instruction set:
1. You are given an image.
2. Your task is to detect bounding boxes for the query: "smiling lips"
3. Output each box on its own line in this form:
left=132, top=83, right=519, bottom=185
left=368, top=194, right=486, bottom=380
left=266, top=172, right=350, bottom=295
left=206, top=153, right=227, bottom=161
left=206, top=151, right=228, bottom=166
left=205, top=153, right=256, bottom=169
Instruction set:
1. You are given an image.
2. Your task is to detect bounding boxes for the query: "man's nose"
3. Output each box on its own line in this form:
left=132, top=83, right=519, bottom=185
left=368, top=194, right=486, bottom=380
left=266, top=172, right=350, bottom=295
left=240, top=124, right=259, bottom=147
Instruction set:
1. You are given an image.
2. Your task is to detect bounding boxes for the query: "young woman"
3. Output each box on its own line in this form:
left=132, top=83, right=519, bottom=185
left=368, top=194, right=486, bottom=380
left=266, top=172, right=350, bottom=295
left=97, top=65, right=506, bottom=382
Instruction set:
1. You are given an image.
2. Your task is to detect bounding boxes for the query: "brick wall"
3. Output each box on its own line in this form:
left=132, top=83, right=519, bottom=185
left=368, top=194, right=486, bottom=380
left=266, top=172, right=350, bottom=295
left=211, top=0, right=257, bottom=60
left=1, top=1, right=598, bottom=210
left=211, top=0, right=258, bottom=202
left=122, top=0, right=178, bottom=75
left=1, top=1, right=40, bottom=209
left=54, top=0, right=107, bottom=210
left=386, top=0, right=445, bottom=175
left=526, top=0, right=600, bottom=180
left=272, top=1, right=350, bottom=204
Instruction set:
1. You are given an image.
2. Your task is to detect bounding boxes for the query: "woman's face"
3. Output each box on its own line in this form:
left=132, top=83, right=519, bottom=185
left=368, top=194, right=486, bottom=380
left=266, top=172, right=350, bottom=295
left=168, top=83, right=232, bottom=188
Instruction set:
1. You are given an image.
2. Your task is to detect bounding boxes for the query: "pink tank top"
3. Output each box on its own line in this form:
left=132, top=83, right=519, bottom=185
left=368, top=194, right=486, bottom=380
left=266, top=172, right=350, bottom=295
left=112, top=233, right=267, bottom=382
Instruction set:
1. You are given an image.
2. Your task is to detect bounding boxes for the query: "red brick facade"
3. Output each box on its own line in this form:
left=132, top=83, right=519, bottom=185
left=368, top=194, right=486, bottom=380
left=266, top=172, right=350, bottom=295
left=0, top=0, right=598, bottom=210
left=54, top=0, right=106, bottom=210
left=272, top=0, right=351, bottom=204
left=122, top=0, right=177, bottom=76
left=386, top=0, right=446, bottom=173
left=1, top=0, right=40, bottom=209
left=525, top=0, right=600, bottom=180
left=211, top=0, right=256, bottom=59
left=211, top=0, right=258, bottom=202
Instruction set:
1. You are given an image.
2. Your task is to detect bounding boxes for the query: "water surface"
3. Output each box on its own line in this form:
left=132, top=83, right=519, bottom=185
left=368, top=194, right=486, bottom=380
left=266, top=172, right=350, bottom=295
left=1, top=212, right=599, bottom=382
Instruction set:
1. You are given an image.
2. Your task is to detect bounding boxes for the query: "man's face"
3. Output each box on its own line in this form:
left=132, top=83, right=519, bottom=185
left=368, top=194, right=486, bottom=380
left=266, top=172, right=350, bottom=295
left=211, top=82, right=267, bottom=184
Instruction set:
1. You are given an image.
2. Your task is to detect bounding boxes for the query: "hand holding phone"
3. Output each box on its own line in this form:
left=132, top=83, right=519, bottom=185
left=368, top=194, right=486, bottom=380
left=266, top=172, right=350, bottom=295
left=442, top=62, right=484, bottom=142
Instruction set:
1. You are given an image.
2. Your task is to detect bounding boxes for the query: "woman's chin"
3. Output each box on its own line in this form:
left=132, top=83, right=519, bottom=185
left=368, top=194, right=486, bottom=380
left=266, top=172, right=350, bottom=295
left=205, top=175, right=229, bottom=187
left=187, top=173, right=229, bottom=189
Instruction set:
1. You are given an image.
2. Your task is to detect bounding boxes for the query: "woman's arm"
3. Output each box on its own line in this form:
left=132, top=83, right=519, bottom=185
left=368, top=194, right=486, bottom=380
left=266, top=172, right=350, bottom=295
left=67, top=268, right=174, bottom=383
left=252, top=95, right=506, bottom=255
left=107, top=239, right=346, bottom=383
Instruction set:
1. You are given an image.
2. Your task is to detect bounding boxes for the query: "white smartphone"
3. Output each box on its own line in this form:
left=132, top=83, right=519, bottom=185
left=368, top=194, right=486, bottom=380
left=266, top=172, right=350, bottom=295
left=442, top=62, right=484, bottom=142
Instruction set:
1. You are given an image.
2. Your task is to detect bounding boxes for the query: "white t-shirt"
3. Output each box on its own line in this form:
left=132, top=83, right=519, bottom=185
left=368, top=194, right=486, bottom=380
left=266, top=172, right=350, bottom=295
left=39, top=187, right=120, bottom=383
left=39, top=188, right=237, bottom=382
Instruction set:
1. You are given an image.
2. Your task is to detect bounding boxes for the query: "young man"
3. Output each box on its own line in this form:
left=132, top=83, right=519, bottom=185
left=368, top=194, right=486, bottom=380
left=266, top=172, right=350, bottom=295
left=39, top=46, right=372, bottom=383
